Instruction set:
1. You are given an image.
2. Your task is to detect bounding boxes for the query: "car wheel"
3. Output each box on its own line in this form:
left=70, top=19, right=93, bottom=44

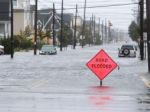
left=123, top=48, right=130, bottom=56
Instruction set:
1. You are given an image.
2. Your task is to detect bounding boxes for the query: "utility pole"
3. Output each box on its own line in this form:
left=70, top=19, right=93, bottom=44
left=53, top=3, right=56, bottom=46
left=89, top=18, right=92, bottom=47
left=146, top=0, right=150, bottom=72
left=73, top=4, right=78, bottom=49
left=108, top=21, right=111, bottom=42
left=10, top=0, right=14, bottom=59
left=91, top=14, right=94, bottom=45
left=105, top=19, right=107, bottom=43
left=101, top=20, right=104, bottom=44
left=94, top=16, right=96, bottom=45
left=34, top=0, right=37, bottom=55
left=60, top=0, right=64, bottom=51
left=139, top=0, right=144, bottom=60
left=81, top=0, right=87, bottom=48
left=98, top=18, right=101, bottom=44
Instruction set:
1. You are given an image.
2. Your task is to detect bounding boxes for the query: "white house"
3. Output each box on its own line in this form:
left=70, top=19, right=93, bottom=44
left=13, top=0, right=35, bottom=35
left=0, top=0, right=35, bottom=36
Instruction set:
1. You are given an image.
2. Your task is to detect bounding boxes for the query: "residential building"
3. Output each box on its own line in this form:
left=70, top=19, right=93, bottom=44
left=13, top=0, right=35, bottom=35
left=37, top=8, right=60, bottom=31
left=0, top=0, right=10, bottom=37
left=58, top=13, right=74, bottom=29
left=72, top=16, right=82, bottom=27
left=37, top=9, right=75, bottom=31
left=0, top=0, right=35, bottom=36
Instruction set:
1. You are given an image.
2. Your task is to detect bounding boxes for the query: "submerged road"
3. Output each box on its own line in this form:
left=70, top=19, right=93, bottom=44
left=0, top=43, right=150, bottom=112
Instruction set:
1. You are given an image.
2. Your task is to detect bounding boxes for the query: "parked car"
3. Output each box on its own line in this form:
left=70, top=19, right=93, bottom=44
left=118, top=44, right=137, bottom=58
left=0, top=45, right=4, bottom=55
left=39, top=45, right=57, bottom=55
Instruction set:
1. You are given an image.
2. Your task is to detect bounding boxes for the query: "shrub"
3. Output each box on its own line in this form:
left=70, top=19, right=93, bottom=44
left=0, top=35, right=33, bottom=54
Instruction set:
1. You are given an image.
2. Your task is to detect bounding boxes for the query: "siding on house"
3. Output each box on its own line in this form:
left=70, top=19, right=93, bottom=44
left=13, top=0, right=35, bottom=35
left=13, top=9, right=25, bottom=34
left=72, top=16, right=82, bottom=27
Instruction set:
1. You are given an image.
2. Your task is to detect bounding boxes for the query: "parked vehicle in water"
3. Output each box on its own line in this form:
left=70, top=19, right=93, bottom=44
left=118, top=44, right=137, bottom=58
left=39, top=45, right=57, bottom=55
left=0, top=45, right=4, bottom=55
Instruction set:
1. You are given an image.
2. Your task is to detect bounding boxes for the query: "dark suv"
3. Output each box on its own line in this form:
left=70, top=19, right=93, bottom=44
left=118, top=44, right=137, bottom=58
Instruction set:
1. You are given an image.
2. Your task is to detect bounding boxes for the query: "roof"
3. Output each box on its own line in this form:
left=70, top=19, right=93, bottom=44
left=37, top=8, right=60, bottom=29
left=57, top=13, right=74, bottom=23
left=30, top=5, right=35, bottom=11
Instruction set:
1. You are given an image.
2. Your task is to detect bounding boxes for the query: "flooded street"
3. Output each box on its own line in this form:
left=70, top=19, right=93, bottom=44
left=0, top=43, right=150, bottom=112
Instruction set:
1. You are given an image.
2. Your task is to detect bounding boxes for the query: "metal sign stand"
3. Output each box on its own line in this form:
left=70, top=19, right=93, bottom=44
left=100, top=80, right=103, bottom=86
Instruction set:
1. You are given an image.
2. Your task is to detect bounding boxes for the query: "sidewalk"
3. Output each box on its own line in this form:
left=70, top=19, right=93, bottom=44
left=140, top=73, right=150, bottom=88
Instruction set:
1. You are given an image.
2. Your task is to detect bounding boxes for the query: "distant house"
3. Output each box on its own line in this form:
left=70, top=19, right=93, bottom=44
left=72, top=16, right=82, bottom=27
left=57, top=13, right=74, bottom=28
left=37, top=9, right=76, bottom=31
left=37, top=8, right=61, bottom=44
left=37, top=8, right=60, bottom=31
left=0, top=0, right=10, bottom=37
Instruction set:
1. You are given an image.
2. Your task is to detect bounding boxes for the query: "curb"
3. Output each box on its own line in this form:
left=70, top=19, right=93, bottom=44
left=140, top=73, right=150, bottom=88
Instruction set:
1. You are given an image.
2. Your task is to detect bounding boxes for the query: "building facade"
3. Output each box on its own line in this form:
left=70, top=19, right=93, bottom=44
left=0, top=0, right=10, bottom=37
left=0, top=0, right=35, bottom=36
left=13, top=0, right=34, bottom=35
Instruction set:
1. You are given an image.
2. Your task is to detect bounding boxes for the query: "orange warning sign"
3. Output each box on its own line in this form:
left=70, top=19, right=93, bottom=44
left=86, top=49, right=117, bottom=80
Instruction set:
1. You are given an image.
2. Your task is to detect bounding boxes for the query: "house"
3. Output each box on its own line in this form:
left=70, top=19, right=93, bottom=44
left=37, top=8, right=61, bottom=44
left=37, top=9, right=76, bottom=44
left=0, top=0, right=35, bottom=37
left=13, top=0, right=35, bottom=35
left=37, top=8, right=60, bottom=31
left=72, top=16, right=82, bottom=27
left=0, top=0, right=10, bottom=37
left=37, top=9, right=75, bottom=31
left=57, top=13, right=74, bottom=28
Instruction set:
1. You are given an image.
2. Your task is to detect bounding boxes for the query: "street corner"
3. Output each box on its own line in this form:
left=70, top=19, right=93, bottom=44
left=140, top=73, right=150, bottom=88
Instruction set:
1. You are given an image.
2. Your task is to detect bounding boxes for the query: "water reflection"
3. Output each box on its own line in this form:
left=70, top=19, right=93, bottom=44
left=90, top=86, right=113, bottom=93
left=88, top=86, right=113, bottom=111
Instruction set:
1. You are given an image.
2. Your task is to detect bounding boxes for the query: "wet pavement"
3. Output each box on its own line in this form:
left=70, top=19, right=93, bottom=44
left=0, top=43, right=150, bottom=112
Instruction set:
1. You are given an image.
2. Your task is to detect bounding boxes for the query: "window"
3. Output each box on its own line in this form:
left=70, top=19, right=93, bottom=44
left=13, top=0, right=17, bottom=6
left=121, top=45, right=134, bottom=50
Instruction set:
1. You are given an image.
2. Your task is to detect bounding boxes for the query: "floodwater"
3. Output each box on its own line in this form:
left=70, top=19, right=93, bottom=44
left=0, top=43, right=150, bottom=112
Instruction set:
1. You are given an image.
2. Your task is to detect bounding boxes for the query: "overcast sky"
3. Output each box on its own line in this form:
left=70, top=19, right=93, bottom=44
left=31, top=0, right=139, bottom=32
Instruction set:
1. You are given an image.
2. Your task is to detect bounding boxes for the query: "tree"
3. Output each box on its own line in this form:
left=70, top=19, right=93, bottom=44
left=24, top=25, right=32, bottom=37
left=57, top=24, right=73, bottom=47
left=128, top=21, right=140, bottom=42
left=95, top=33, right=102, bottom=45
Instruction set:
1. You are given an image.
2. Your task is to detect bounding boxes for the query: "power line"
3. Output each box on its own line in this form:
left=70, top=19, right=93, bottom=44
left=55, top=2, right=139, bottom=10
left=39, top=0, right=121, bottom=4
left=37, top=1, right=139, bottom=9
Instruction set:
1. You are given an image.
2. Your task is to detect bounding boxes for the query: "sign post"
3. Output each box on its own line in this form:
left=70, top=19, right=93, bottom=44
left=100, top=80, right=102, bottom=86
left=86, top=49, right=118, bottom=86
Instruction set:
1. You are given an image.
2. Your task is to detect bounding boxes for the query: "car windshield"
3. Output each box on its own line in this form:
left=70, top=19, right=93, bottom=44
left=121, top=45, right=134, bottom=50
left=41, top=45, right=55, bottom=51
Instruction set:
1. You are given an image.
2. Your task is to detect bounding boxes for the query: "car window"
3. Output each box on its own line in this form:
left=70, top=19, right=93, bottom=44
left=42, top=45, right=55, bottom=51
left=121, top=45, right=134, bottom=50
